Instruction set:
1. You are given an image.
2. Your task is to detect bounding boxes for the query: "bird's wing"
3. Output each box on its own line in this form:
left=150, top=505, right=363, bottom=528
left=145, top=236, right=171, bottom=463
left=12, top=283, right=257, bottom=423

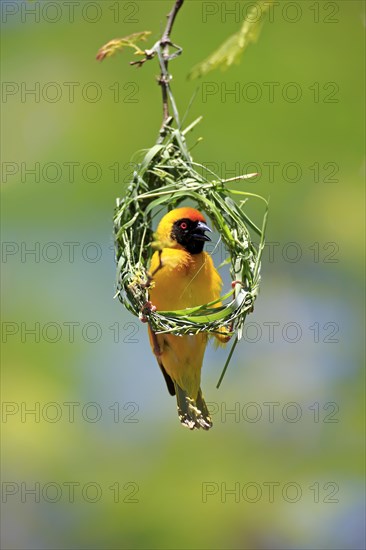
left=158, top=361, right=176, bottom=396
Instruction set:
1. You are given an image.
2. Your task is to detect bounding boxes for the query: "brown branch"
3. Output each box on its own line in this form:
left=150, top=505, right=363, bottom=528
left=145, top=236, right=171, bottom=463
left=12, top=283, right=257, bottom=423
left=161, top=0, right=184, bottom=45
left=129, top=48, right=155, bottom=67
left=159, top=0, right=184, bottom=130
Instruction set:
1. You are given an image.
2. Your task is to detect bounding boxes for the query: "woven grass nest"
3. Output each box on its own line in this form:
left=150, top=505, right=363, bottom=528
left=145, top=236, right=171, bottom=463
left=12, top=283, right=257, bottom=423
left=114, top=120, right=268, bottom=348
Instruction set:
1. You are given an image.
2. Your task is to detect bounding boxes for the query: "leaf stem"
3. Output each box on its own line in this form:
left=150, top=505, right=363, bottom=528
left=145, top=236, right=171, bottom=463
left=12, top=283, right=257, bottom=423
left=216, top=336, right=239, bottom=389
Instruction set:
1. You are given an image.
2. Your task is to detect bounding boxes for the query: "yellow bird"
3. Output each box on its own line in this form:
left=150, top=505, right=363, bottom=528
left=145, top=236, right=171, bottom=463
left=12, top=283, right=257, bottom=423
left=147, top=207, right=228, bottom=430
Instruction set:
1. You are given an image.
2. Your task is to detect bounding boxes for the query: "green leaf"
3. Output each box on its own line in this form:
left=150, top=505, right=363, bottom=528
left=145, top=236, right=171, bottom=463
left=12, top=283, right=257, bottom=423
left=188, top=0, right=272, bottom=79
left=96, top=31, right=152, bottom=62
left=139, top=144, right=165, bottom=175
left=216, top=336, right=239, bottom=388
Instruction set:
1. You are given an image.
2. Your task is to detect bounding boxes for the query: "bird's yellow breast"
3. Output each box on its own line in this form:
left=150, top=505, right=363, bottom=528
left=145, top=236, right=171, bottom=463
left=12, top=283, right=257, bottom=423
left=149, top=249, right=222, bottom=311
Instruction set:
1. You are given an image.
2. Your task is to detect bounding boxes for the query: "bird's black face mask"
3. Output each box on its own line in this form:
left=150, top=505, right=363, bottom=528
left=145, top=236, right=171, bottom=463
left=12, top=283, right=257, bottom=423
left=171, top=218, right=212, bottom=254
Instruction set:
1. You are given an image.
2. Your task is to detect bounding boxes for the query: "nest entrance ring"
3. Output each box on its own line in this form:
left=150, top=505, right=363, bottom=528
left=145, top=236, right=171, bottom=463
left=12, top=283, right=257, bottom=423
left=114, top=125, right=268, bottom=342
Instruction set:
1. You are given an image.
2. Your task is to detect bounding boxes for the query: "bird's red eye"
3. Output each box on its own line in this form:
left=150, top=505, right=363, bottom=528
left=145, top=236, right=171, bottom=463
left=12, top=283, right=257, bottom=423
left=180, top=222, right=188, bottom=230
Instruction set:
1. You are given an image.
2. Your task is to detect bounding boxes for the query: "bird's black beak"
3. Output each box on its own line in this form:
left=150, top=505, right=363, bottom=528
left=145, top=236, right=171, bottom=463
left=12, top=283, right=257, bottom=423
left=191, top=221, right=212, bottom=241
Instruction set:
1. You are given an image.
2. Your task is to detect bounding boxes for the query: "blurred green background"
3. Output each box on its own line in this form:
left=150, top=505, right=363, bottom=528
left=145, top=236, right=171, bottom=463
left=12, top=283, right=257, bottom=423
left=1, top=1, right=365, bottom=549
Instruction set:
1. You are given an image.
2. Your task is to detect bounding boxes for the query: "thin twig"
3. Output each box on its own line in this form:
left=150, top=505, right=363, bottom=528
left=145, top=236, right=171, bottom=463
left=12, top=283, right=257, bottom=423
left=158, top=0, right=184, bottom=131
left=161, top=0, right=184, bottom=45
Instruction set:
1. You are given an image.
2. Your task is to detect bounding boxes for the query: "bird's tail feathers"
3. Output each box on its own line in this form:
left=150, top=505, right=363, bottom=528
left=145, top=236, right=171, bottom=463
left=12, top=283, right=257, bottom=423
left=174, top=383, right=212, bottom=430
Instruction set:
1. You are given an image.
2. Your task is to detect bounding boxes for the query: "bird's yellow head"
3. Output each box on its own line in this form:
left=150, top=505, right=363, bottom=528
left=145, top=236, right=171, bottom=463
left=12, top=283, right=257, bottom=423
left=154, top=207, right=212, bottom=255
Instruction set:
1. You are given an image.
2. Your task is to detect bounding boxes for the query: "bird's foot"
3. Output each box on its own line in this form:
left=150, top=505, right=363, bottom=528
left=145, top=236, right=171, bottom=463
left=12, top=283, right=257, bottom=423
left=140, top=300, right=156, bottom=323
left=140, top=274, right=154, bottom=289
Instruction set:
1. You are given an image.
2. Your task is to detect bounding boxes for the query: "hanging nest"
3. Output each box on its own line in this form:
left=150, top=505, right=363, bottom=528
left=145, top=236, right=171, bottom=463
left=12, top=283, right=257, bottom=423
left=114, top=120, right=268, bottom=342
